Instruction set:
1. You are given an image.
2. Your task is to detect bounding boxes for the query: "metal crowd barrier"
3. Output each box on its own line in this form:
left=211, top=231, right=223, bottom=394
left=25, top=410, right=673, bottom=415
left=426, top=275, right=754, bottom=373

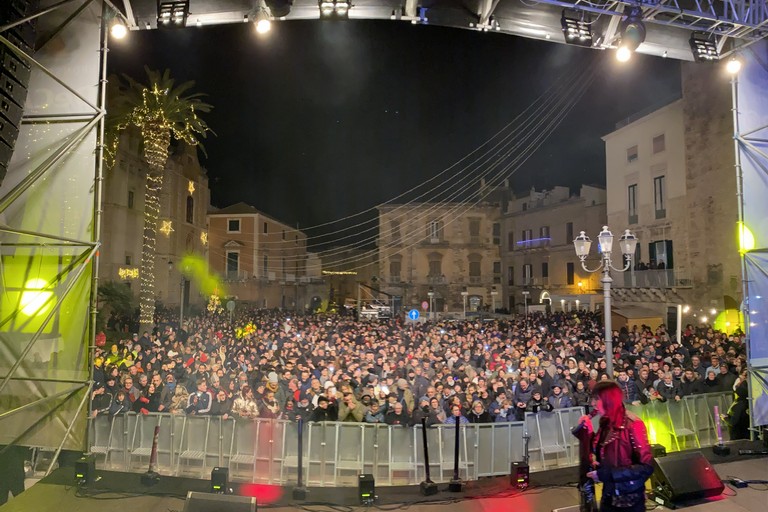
left=86, top=395, right=732, bottom=487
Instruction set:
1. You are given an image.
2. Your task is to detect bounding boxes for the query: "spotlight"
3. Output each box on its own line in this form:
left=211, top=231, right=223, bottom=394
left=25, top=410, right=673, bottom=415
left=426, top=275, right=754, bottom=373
left=157, top=1, right=189, bottom=28
left=616, top=46, right=632, bottom=62
left=319, top=0, right=349, bottom=18
left=110, top=20, right=127, bottom=39
left=617, top=7, right=645, bottom=60
left=689, top=32, right=719, bottom=62
left=561, top=10, right=593, bottom=47
left=254, top=6, right=272, bottom=34
left=726, top=56, right=742, bottom=74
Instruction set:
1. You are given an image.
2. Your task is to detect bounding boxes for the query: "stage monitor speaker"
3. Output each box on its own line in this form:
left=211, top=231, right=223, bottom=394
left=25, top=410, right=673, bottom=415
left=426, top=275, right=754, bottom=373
left=651, top=451, right=724, bottom=503
left=183, top=491, right=256, bottom=512
left=358, top=473, right=375, bottom=505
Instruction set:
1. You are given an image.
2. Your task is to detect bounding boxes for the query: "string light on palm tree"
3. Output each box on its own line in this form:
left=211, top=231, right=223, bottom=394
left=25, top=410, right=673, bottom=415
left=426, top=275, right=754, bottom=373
left=105, top=67, right=212, bottom=330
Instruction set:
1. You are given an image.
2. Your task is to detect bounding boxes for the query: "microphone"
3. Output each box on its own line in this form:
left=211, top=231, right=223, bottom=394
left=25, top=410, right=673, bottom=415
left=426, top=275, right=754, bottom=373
left=572, top=409, right=598, bottom=435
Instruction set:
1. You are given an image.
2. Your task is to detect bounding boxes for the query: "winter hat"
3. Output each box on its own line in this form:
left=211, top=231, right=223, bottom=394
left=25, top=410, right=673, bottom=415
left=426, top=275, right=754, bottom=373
left=397, top=378, right=408, bottom=389
left=268, top=371, right=278, bottom=384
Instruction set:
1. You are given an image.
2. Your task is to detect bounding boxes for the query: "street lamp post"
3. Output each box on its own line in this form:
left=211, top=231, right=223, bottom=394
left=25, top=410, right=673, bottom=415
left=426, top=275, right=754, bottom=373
left=428, top=289, right=435, bottom=320
left=522, top=290, right=530, bottom=317
left=461, top=290, right=468, bottom=319
left=573, top=226, right=637, bottom=377
left=490, top=289, right=498, bottom=314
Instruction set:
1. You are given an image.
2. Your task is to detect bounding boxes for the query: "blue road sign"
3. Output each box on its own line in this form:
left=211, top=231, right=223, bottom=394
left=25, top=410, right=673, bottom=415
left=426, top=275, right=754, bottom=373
left=408, top=309, right=420, bottom=321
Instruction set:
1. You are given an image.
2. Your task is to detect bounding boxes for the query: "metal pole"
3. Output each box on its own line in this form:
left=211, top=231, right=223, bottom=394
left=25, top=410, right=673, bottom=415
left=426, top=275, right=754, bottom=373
left=179, top=276, right=185, bottom=331
left=676, top=304, right=682, bottom=343
left=602, top=265, right=614, bottom=377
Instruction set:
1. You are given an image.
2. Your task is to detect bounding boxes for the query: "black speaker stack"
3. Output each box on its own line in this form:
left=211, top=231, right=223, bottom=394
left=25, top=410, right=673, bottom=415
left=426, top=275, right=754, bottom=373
left=0, top=0, right=37, bottom=188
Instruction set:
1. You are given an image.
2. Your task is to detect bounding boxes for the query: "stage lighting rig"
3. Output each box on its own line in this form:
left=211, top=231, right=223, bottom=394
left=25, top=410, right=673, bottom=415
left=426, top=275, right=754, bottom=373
left=157, top=1, right=189, bottom=28
left=616, top=6, right=645, bottom=61
left=689, top=32, right=719, bottom=62
left=561, top=11, right=593, bottom=47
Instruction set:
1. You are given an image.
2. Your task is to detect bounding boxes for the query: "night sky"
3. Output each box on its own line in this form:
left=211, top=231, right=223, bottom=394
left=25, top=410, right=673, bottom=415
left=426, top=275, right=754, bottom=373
left=108, top=20, right=681, bottom=238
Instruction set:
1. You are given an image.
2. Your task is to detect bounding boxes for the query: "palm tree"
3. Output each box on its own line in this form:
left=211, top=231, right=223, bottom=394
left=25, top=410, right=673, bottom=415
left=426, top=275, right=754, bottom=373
left=105, top=67, right=212, bottom=331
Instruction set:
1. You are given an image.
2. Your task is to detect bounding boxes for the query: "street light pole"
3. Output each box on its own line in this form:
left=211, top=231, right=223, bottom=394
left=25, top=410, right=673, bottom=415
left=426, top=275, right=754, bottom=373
left=573, top=226, right=637, bottom=378
left=461, top=290, right=468, bottom=319
left=428, top=290, right=435, bottom=320
left=522, top=290, right=530, bottom=317
left=179, top=276, right=185, bottom=331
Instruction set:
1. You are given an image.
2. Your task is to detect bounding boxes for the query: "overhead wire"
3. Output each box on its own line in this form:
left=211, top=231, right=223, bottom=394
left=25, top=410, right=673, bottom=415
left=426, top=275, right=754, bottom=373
left=201, top=56, right=600, bottom=273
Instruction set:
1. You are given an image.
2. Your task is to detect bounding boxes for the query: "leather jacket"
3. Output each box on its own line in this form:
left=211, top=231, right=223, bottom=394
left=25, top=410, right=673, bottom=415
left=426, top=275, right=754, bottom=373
left=594, top=411, right=654, bottom=501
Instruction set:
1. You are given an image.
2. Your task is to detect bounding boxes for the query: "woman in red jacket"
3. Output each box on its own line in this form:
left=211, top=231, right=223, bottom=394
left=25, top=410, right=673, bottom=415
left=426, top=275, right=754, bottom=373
left=579, top=380, right=654, bottom=512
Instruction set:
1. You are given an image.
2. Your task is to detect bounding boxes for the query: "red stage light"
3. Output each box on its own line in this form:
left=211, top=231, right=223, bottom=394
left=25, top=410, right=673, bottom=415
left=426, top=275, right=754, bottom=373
left=240, top=483, right=284, bottom=504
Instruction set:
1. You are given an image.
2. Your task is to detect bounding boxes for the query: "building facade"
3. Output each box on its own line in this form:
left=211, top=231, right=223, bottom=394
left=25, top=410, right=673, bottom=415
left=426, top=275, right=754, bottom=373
left=603, top=63, right=738, bottom=312
left=499, top=186, right=607, bottom=313
left=100, top=132, right=210, bottom=310
left=207, top=203, right=320, bottom=309
left=377, top=202, right=501, bottom=315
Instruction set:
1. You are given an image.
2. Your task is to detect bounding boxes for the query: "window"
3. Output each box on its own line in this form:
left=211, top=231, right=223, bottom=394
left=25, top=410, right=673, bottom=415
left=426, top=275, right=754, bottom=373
left=468, top=218, right=481, bottom=241
left=127, top=190, right=134, bottom=209
left=654, top=175, right=666, bottom=219
left=540, top=226, right=550, bottom=239
left=507, top=266, right=515, bottom=286
left=566, top=222, right=574, bottom=244
left=427, top=220, right=443, bottom=241
left=263, top=222, right=268, bottom=234
left=507, top=231, right=515, bottom=251
left=468, top=254, right=482, bottom=283
left=628, top=184, right=638, bottom=224
left=493, top=261, right=501, bottom=284
left=391, top=220, right=401, bottom=244
left=653, top=134, right=665, bottom=154
left=523, top=229, right=532, bottom=242
left=389, top=258, right=402, bottom=282
left=523, top=264, right=533, bottom=285
left=186, top=195, right=194, bottom=223
left=566, top=262, right=575, bottom=285
left=542, top=262, right=549, bottom=278
left=427, top=252, right=443, bottom=277
left=522, top=203, right=528, bottom=211
left=227, top=219, right=240, bottom=232
left=627, top=145, right=638, bottom=163
left=125, top=255, right=132, bottom=265
left=492, top=223, right=500, bottom=245
left=263, top=255, right=268, bottom=277
left=282, top=229, right=286, bottom=240
left=649, top=240, right=674, bottom=269
left=226, top=251, right=239, bottom=276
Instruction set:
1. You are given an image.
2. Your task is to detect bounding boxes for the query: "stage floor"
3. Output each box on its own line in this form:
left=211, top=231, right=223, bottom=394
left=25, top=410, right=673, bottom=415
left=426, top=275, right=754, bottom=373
left=2, top=449, right=766, bottom=512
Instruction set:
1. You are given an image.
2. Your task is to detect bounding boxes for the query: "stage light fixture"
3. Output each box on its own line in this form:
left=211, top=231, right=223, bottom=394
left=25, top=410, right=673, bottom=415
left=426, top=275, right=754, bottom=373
left=726, top=56, right=742, bottom=75
left=689, top=32, right=719, bottom=62
left=110, top=19, right=127, bottom=39
left=157, top=1, right=189, bottom=28
left=319, top=0, right=350, bottom=18
left=254, top=7, right=272, bottom=34
left=616, top=7, right=645, bottom=61
left=560, top=11, right=593, bottom=47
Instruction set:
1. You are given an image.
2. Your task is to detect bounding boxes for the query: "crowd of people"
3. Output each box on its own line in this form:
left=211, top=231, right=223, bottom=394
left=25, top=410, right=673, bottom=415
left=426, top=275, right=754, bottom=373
left=90, top=307, right=748, bottom=433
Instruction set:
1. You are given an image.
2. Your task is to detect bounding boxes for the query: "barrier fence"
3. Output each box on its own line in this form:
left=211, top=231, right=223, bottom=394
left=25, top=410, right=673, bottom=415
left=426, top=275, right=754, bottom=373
left=87, top=392, right=734, bottom=487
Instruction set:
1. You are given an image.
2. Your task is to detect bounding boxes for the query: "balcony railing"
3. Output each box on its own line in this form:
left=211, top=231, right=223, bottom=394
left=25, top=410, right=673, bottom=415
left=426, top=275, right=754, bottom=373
left=610, top=269, right=692, bottom=288
left=224, top=270, right=249, bottom=281
left=427, top=275, right=447, bottom=284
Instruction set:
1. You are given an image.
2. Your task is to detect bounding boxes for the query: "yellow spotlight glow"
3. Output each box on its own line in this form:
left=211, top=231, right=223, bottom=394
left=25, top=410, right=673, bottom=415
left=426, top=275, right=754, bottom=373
left=738, top=222, right=755, bottom=253
left=616, top=46, right=632, bottom=62
left=110, top=21, right=127, bottom=39
left=714, top=309, right=743, bottom=334
left=20, top=278, right=54, bottom=316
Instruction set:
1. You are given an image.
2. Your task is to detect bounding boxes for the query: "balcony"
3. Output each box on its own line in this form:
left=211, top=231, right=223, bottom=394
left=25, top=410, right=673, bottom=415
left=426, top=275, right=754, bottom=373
left=610, top=269, right=691, bottom=289
left=224, top=270, right=249, bottom=281
left=427, top=275, right=447, bottom=285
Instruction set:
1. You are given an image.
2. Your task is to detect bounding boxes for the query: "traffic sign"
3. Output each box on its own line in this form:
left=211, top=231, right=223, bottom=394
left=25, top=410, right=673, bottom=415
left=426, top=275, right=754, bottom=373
left=421, top=301, right=429, bottom=311
left=408, top=309, right=420, bottom=321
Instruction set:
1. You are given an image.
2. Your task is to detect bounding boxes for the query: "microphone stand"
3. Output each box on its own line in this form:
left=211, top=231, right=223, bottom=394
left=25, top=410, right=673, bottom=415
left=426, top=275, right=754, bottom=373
left=448, top=417, right=462, bottom=492
left=419, top=418, right=438, bottom=495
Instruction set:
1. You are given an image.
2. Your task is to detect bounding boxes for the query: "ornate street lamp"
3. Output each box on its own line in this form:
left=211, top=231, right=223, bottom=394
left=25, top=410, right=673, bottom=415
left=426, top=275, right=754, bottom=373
left=573, top=226, right=637, bottom=376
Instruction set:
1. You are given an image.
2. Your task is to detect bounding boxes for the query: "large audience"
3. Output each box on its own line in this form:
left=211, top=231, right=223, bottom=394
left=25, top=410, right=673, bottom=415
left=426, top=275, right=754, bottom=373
left=90, top=307, right=748, bottom=428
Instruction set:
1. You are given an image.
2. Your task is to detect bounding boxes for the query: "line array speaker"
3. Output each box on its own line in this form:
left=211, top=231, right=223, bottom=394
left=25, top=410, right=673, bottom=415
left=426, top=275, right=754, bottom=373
left=0, top=0, right=38, bottom=188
